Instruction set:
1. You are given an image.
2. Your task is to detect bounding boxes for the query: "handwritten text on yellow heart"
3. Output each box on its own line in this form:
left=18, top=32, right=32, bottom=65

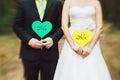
left=72, top=30, right=92, bottom=47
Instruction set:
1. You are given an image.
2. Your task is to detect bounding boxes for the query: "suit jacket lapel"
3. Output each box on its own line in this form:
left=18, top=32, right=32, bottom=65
left=30, top=0, right=41, bottom=21
left=30, top=0, right=53, bottom=21
left=43, top=0, right=53, bottom=21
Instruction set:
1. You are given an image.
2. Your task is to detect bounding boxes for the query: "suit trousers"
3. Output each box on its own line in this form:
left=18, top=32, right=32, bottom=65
left=22, top=59, right=58, bottom=80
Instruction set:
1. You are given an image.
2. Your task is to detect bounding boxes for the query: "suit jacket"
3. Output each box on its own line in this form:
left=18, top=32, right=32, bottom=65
left=13, top=0, right=63, bottom=61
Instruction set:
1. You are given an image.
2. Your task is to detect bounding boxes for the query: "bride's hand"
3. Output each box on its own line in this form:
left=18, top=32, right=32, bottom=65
left=76, top=47, right=83, bottom=55
left=72, top=45, right=83, bottom=55
left=81, top=47, right=92, bottom=58
left=81, top=50, right=89, bottom=58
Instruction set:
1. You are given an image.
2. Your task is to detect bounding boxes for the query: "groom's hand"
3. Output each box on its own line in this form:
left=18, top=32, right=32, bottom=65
left=41, top=37, right=53, bottom=49
left=28, top=38, right=43, bottom=49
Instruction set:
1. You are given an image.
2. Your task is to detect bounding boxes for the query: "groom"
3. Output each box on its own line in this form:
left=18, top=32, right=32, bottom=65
left=13, top=0, right=63, bottom=80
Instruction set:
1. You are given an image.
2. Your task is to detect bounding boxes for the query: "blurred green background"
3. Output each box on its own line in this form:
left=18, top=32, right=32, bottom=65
left=0, top=0, right=120, bottom=80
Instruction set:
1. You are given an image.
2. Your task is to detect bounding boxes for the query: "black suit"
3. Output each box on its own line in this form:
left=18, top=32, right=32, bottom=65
left=13, top=0, right=63, bottom=80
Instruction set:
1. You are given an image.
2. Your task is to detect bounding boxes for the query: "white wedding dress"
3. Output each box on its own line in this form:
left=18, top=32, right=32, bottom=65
left=53, top=6, right=112, bottom=80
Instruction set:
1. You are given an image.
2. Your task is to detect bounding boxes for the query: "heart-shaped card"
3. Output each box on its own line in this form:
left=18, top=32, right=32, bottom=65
left=72, top=30, right=92, bottom=47
left=32, top=21, right=52, bottom=38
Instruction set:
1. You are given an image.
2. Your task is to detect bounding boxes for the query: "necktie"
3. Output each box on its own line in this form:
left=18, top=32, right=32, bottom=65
left=36, top=0, right=46, bottom=20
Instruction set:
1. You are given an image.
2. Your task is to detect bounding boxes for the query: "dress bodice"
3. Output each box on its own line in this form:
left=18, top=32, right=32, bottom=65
left=69, top=6, right=96, bottom=32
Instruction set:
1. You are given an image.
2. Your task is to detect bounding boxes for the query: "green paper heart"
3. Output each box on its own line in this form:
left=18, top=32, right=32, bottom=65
left=32, top=21, right=52, bottom=38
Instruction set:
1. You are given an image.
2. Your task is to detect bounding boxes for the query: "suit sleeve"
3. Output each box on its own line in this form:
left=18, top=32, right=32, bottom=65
left=49, top=0, right=63, bottom=43
left=13, top=0, right=32, bottom=44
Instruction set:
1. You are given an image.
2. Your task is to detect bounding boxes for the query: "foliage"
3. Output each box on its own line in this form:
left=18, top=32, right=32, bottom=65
left=106, top=25, right=118, bottom=33
left=0, top=0, right=15, bottom=34
left=103, top=10, right=115, bottom=22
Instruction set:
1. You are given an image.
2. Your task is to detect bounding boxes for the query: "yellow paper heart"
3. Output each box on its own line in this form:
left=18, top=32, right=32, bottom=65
left=72, top=30, right=92, bottom=47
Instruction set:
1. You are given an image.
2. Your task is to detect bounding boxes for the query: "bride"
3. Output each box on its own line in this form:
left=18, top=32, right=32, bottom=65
left=53, top=0, right=112, bottom=80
